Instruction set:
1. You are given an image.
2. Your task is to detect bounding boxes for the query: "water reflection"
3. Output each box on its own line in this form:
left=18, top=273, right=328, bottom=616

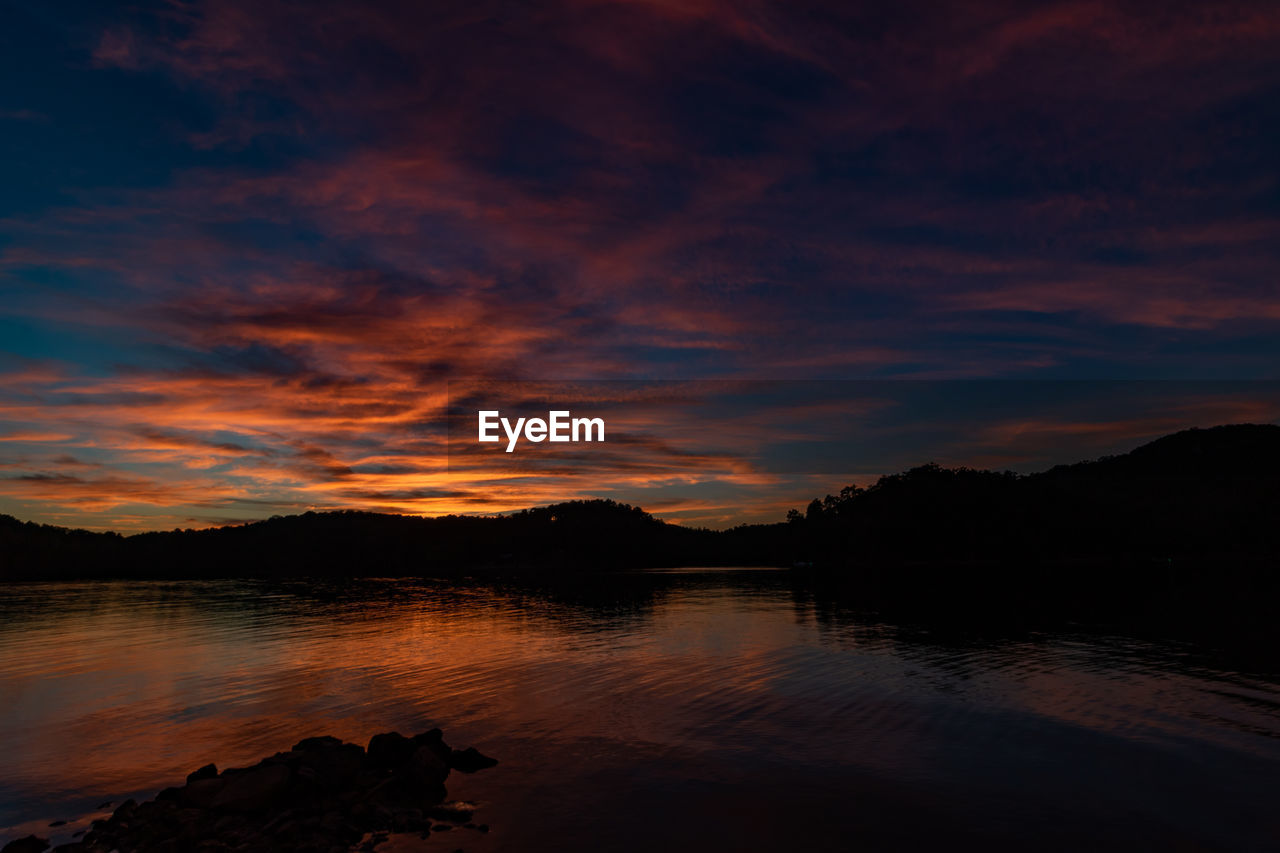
left=1, top=572, right=1277, bottom=851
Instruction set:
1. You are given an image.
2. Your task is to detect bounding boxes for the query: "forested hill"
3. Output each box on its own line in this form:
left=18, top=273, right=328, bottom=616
left=787, top=422, right=1280, bottom=563
left=0, top=500, right=722, bottom=579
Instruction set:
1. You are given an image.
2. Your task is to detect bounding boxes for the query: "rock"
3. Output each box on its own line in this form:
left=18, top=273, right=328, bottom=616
left=1, top=836, right=49, bottom=853
left=448, top=747, right=498, bottom=773
left=211, top=813, right=248, bottom=836
left=210, top=763, right=293, bottom=811
left=367, top=732, right=417, bottom=771
left=186, top=763, right=218, bottom=784
left=296, top=742, right=365, bottom=790
left=408, top=743, right=450, bottom=785
left=412, top=728, right=452, bottom=762
left=49, top=729, right=494, bottom=853
left=178, top=776, right=228, bottom=808
left=365, top=774, right=442, bottom=811
left=293, top=735, right=345, bottom=752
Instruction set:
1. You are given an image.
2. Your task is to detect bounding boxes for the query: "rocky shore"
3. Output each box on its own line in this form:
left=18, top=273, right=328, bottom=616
left=2, top=729, right=497, bottom=853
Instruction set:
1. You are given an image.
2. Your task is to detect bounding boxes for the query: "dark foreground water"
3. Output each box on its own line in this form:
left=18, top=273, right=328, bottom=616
left=1, top=570, right=1278, bottom=851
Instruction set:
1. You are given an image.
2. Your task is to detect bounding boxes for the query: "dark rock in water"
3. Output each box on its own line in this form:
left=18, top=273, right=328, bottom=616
left=293, top=739, right=365, bottom=792
left=33, top=729, right=497, bottom=853
left=177, top=776, right=228, bottom=809
left=448, top=746, right=499, bottom=773
left=293, top=735, right=343, bottom=752
left=365, top=771, right=446, bottom=812
left=186, top=763, right=218, bottom=784
left=366, top=731, right=418, bottom=772
left=412, top=728, right=451, bottom=760
left=154, top=785, right=182, bottom=802
left=408, top=743, right=450, bottom=785
left=211, top=763, right=292, bottom=811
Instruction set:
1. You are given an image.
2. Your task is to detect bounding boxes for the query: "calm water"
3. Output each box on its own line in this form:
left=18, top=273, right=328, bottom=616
left=1, top=570, right=1278, bottom=851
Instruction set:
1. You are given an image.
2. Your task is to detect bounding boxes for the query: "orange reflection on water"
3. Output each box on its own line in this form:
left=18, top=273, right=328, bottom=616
left=2, top=575, right=1279, bottom=851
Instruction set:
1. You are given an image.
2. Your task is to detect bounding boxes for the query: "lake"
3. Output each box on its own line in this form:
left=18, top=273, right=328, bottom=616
left=1, top=570, right=1277, bottom=851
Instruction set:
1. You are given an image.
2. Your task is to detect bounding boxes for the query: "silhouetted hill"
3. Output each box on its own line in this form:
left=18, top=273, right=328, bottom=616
left=1024, top=423, right=1280, bottom=559
left=777, top=424, right=1280, bottom=631
left=0, top=500, right=724, bottom=580
left=0, top=514, right=126, bottom=577
left=783, top=423, right=1280, bottom=561
left=1047, top=422, right=1280, bottom=477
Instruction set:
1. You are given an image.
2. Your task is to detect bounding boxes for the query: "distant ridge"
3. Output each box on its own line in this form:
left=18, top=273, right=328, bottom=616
left=1041, top=422, right=1280, bottom=476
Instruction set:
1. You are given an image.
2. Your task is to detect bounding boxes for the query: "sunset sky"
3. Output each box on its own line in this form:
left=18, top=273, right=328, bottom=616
left=2, top=1, right=1279, bottom=530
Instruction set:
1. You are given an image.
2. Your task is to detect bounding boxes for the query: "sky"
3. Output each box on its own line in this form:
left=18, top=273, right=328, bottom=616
left=2, top=0, right=1279, bottom=531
